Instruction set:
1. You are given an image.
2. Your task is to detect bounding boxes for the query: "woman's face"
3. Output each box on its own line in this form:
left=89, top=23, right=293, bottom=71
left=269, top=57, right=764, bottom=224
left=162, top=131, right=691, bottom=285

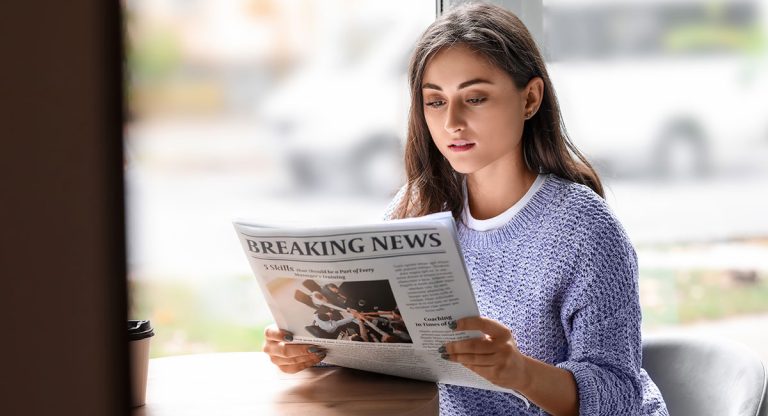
left=421, top=44, right=530, bottom=175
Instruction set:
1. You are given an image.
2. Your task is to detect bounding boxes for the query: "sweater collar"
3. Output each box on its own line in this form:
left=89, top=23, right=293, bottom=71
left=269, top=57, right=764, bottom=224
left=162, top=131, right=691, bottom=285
left=456, top=174, right=565, bottom=247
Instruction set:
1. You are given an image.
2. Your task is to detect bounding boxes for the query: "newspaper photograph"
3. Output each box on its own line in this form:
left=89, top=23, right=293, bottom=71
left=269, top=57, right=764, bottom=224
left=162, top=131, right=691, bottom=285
left=233, top=212, right=528, bottom=406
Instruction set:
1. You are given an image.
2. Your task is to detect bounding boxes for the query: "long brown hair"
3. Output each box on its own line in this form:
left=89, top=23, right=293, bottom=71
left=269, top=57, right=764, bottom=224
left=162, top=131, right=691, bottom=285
left=393, top=2, right=603, bottom=220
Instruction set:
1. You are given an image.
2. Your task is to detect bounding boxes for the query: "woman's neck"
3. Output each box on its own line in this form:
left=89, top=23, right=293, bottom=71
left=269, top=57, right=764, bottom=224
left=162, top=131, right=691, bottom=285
left=466, top=154, right=537, bottom=220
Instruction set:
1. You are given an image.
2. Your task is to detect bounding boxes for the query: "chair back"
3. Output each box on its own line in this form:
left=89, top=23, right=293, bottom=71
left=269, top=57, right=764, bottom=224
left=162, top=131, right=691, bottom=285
left=642, top=335, right=768, bottom=416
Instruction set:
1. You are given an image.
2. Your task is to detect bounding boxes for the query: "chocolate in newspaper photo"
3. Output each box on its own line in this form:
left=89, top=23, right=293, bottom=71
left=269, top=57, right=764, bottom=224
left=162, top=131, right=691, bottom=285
left=267, top=277, right=413, bottom=343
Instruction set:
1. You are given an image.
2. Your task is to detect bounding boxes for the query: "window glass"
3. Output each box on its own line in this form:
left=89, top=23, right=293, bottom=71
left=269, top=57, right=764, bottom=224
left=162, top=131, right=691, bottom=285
left=543, top=0, right=768, bottom=362
left=126, top=0, right=768, bottom=362
left=124, top=0, right=435, bottom=357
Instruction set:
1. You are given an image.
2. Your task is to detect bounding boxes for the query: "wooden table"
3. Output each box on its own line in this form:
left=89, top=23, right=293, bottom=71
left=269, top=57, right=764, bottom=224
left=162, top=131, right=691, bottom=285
left=132, top=352, right=438, bottom=416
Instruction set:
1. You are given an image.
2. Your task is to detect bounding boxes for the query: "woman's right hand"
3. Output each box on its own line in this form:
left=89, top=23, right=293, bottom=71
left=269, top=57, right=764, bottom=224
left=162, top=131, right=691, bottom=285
left=263, top=324, right=326, bottom=374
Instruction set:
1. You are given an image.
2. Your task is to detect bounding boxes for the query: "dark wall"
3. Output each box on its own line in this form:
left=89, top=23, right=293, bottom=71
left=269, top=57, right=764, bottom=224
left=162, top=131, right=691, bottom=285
left=0, top=1, right=129, bottom=415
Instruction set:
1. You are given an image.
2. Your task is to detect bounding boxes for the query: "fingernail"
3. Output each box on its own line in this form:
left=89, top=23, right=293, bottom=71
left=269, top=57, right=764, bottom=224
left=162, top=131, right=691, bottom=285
left=441, top=353, right=450, bottom=360
left=438, top=346, right=446, bottom=354
left=283, top=333, right=294, bottom=342
left=448, top=320, right=457, bottom=330
left=308, top=346, right=324, bottom=353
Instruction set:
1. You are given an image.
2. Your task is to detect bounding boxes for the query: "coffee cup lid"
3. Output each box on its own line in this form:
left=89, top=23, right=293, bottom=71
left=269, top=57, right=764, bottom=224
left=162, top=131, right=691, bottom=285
left=128, top=320, right=154, bottom=341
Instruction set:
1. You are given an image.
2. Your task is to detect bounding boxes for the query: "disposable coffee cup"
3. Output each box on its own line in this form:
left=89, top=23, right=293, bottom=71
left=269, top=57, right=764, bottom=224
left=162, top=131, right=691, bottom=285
left=128, top=320, right=154, bottom=407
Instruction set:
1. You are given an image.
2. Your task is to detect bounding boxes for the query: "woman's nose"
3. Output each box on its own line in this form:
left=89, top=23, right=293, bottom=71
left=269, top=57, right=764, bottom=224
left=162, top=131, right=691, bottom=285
left=444, top=103, right=466, bottom=133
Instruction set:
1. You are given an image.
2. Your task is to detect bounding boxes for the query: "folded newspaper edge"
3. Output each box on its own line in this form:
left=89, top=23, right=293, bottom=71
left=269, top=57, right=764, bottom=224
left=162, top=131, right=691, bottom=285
left=233, top=211, right=529, bottom=407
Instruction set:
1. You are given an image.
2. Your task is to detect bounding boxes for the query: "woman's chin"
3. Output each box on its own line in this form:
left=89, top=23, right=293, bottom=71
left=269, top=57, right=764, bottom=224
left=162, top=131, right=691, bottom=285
left=448, top=161, right=477, bottom=175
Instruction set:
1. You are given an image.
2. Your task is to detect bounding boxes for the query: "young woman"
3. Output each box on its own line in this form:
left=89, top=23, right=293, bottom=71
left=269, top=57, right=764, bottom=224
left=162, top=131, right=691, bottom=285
left=264, top=3, right=668, bottom=415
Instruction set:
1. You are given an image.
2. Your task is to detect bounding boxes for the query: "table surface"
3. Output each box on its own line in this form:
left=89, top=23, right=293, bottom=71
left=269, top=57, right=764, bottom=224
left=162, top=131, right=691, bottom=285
left=131, top=352, right=438, bottom=416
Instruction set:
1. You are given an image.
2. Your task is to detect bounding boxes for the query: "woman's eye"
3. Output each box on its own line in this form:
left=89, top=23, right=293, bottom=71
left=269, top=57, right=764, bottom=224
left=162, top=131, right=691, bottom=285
left=467, top=97, right=486, bottom=104
left=425, top=100, right=446, bottom=108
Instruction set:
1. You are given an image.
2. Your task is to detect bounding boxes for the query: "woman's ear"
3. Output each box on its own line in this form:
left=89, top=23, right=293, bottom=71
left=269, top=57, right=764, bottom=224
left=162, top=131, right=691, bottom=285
left=523, top=77, right=544, bottom=119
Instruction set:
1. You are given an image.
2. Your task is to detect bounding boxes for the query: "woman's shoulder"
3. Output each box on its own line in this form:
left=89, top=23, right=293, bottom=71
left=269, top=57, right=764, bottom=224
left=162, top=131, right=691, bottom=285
left=383, top=181, right=434, bottom=220
left=552, top=176, right=639, bottom=312
left=548, top=175, right=607, bottom=214
left=547, top=175, right=631, bottom=246
left=382, top=183, right=412, bottom=221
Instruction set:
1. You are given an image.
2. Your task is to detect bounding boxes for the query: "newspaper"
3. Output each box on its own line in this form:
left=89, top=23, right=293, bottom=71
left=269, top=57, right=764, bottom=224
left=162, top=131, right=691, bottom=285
left=233, top=211, right=528, bottom=405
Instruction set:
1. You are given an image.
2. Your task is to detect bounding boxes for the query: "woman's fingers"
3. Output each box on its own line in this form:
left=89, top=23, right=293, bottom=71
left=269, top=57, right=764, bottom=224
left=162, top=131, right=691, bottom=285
left=453, top=317, right=512, bottom=342
left=442, top=317, right=520, bottom=367
left=262, top=324, right=329, bottom=374
left=264, top=324, right=294, bottom=342
left=276, top=354, right=325, bottom=374
left=263, top=339, right=325, bottom=359
left=443, top=336, right=499, bottom=355
left=270, top=350, right=325, bottom=367
left=264, top=324, right=323, bottom=357
left=264, top=339, right=327, bottom=374
left=440, top=317, right=528, bottom=388
left=442, top=337, right=517, bottom=367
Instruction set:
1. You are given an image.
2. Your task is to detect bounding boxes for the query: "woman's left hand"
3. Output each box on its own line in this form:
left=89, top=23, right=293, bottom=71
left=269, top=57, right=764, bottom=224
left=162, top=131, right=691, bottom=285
left=441, top=317, right=531, bottom=391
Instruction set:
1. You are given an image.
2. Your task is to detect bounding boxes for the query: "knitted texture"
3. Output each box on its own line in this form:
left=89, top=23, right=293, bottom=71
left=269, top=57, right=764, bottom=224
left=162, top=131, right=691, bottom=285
left=384, top=175, right=668, bottom=416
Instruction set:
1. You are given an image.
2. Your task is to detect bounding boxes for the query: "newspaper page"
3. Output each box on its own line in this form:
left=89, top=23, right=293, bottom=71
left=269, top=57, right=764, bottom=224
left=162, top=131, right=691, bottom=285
left=233, top=212, right=528, bottom=406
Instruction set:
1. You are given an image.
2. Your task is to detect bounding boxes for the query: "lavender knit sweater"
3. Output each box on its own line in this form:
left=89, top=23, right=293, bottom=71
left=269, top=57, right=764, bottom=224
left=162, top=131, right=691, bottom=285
left=386, top=175, right=668, bottom=416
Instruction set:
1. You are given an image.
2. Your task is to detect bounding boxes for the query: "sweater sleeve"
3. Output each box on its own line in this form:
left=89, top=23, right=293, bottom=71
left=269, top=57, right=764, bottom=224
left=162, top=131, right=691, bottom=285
left=555, top=210, right=644, bottom=416
left=382, top=184, right=408, bottom=220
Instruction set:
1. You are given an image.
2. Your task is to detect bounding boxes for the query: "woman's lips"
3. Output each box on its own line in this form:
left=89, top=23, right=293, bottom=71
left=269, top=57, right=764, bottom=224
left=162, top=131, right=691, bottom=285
left=448, top=142, right=476, bottom=152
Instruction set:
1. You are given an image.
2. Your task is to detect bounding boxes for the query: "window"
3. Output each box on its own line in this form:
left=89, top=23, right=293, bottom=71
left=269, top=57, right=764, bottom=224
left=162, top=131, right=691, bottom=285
left=125, top=0, right=435, bottom=357
left=126, top=0, right=768, bottom=363
left=542, top=0, right=768, bottom=362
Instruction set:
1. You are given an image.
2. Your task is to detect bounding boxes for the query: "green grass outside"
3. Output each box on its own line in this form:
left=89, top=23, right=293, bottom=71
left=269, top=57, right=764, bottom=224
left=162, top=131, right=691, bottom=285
left=129, top=278, right=269, bottom=358
left=641, top=269, right=768, bottom=328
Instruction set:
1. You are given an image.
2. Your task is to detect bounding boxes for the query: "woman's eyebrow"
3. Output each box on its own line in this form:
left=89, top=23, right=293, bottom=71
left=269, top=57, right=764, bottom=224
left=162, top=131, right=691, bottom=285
left=422, top=78, right=493, bottom=91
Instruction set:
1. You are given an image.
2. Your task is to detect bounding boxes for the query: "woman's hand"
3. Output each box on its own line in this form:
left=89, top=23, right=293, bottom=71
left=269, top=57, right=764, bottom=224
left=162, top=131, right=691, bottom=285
left=263, top=324, right=326, bottom=374
left=440, top=317, right=531, bottom=391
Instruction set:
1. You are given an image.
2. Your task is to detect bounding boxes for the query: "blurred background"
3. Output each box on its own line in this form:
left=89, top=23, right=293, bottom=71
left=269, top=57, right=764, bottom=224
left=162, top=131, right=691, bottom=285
left=124, top=0, right=768, bottom=360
